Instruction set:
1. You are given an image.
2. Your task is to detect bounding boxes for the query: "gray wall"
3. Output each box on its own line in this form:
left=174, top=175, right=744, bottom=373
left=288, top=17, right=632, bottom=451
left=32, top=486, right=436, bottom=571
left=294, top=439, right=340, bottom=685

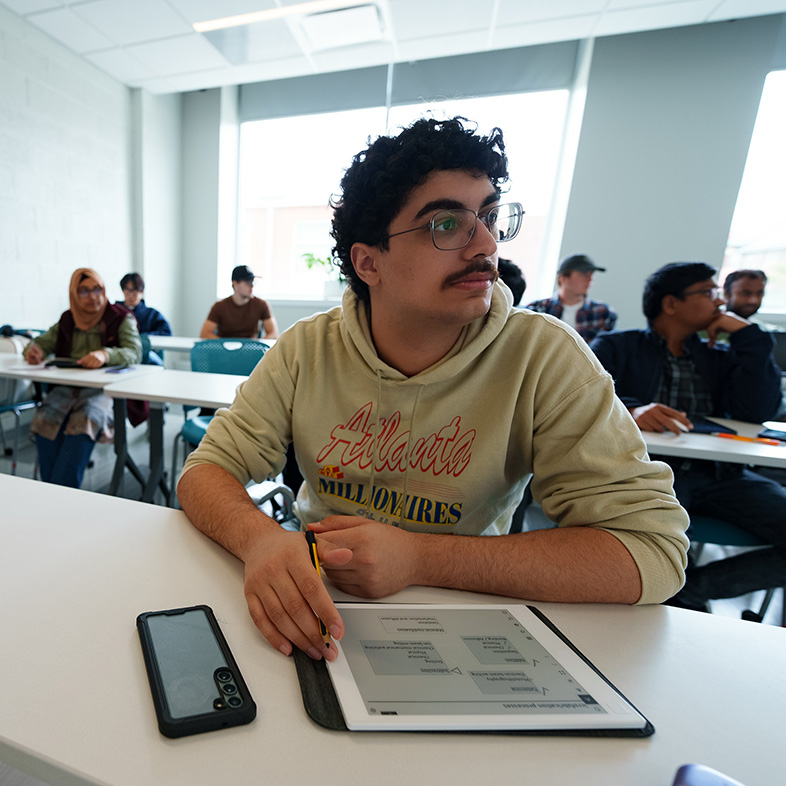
left=0, top=3, right=132, bottom=329
left=561, top=16, right=783, bottom=330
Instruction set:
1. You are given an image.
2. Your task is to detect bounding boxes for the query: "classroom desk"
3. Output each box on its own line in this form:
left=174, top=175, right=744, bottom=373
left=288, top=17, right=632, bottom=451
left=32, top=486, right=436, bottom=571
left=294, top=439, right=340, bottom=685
left=1, top=474, right=783, bottom=786
left=642, top=417, right=786, bottom=469
left=104, top=369, right=247, bottom=503
left=147, top=336, right=274, bottom=354
left=0, top=355, right=162, bottom=491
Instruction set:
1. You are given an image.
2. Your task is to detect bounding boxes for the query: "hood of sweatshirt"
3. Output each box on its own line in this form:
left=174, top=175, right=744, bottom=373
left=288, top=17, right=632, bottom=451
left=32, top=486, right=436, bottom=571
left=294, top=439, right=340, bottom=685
left=339, top=280, right=515, bottom=385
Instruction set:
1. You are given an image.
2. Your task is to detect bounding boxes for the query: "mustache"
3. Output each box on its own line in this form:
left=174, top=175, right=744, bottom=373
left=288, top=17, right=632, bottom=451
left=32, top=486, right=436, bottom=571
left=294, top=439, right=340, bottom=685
left=441, top=259, right=500, bottom=291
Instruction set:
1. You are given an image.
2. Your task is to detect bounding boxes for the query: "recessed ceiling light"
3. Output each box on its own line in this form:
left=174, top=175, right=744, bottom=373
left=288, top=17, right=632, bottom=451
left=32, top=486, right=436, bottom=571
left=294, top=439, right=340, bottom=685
left=193, top=0, right=369, bottom=33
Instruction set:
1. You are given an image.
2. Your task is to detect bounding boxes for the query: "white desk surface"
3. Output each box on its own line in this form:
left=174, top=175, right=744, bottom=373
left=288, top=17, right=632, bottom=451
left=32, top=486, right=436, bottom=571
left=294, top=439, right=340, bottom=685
left=1, top=474, right=783, bottom=786
left=104, top=368, right=246, bottom=409
left=643, top=417, right=786, bottom=469
left=0, top=354, right=161, bottom=390
left=148, top=336, right=274, bottom=353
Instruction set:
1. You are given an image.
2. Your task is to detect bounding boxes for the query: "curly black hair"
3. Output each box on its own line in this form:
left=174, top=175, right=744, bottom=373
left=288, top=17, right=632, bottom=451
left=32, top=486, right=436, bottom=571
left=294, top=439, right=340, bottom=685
left=330, top=116, right=509, bottom=304
left=642, top=262, right=716, bottom=322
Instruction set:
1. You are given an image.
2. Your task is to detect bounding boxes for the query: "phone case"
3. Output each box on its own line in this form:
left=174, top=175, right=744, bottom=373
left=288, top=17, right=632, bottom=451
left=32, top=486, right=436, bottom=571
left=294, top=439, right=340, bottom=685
left=137, top=605, right=256, bottom=738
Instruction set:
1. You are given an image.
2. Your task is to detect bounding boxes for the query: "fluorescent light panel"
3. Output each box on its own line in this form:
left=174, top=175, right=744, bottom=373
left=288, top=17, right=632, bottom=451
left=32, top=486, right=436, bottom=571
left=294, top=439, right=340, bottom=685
left=193, top=0, right=369, bottom=32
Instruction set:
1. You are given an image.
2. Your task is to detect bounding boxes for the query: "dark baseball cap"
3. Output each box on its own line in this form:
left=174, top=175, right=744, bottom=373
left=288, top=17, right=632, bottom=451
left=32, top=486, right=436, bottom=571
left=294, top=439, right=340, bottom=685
left=557, top=254, right=606, bottom=275
left=231, top=265, right=257, bottom=282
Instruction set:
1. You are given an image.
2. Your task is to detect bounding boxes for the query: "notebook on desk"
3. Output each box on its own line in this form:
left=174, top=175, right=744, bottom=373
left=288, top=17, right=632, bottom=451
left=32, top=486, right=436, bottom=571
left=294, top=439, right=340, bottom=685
left=293, top=603, right=653, bottom=737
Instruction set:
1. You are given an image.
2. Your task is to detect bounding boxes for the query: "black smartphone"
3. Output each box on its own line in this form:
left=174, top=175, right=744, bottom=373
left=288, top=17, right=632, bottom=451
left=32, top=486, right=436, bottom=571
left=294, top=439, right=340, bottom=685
left=136, top=605, right=256, bottom=738
left=45, top=358, right=81, bottom=368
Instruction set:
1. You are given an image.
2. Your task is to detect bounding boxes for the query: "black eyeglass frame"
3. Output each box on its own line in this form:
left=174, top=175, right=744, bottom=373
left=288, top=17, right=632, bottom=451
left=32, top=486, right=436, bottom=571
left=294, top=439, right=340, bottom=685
left=376, top=202, right=525, bottom=251
left=680, top=286, right=723, bottom=301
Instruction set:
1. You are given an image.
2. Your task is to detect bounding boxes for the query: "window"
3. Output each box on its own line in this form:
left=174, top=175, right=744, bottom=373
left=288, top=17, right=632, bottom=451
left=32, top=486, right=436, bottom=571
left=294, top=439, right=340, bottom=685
left=237, top=92, right=568, bottom=300
left=721, top=70, right=786, bottom=313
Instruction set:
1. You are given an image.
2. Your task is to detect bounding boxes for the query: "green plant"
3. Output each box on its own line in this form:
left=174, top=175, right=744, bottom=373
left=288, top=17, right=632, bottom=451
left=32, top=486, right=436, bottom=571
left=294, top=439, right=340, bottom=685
left=302, top=252, right=345, bottom=282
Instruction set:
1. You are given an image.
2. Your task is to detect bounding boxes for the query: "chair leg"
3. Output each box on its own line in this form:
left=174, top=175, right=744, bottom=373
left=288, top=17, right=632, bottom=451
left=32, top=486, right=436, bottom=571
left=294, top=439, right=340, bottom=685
left=741, top=588, right=776, bottom=623
left=170, top=433, right=183, bottom=509
left=11, top=408, right=21, bottom=475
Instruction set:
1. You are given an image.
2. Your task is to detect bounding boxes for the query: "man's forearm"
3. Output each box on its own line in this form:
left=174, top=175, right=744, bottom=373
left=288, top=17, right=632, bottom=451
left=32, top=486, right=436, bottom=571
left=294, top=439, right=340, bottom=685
left=177, top=464, right=279, bottom=561
left=410, top=527, right=642, bottom=604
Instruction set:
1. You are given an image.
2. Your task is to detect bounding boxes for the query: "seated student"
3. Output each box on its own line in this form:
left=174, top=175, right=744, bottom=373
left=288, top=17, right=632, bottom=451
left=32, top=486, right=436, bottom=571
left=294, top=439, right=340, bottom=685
left=200, top=266, right=279, bottom=340
left=526, top=254, right=617, bottom=342
left=497, top=257, right=526, bottom=306
left=117, top=273, right=172, bottom=365
left=23, top=268, right=142, bottom=488
left=177, top=117, right=688, bottom=663
left=591, top=262, right=785, bottom=611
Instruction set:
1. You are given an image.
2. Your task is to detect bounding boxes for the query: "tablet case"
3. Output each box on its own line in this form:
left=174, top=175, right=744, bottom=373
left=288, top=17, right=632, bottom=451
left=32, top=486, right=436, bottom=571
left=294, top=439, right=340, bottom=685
left=292, top=605, right=654, bottom=737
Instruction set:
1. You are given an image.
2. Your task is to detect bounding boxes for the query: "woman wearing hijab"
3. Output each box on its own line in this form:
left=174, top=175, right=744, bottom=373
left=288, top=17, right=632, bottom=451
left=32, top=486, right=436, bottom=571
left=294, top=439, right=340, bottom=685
left=23, top=268, right=142, bottom=488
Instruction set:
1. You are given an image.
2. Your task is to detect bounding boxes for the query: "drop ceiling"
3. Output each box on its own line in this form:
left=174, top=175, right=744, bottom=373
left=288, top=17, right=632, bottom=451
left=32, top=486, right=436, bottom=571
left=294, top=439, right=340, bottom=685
left=2, top=0, right=786, bottom=94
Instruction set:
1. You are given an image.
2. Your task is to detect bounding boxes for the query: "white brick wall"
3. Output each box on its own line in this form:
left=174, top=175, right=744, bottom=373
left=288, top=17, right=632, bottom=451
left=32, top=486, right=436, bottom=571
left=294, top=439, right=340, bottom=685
left=0, top=5, right=132, bottom=332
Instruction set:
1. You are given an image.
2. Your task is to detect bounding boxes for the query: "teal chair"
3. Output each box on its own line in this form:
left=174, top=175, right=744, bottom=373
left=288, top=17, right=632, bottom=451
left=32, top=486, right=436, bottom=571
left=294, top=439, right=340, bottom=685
left=170, top=339, right=268, bottom=506
left=688, top=514, right=784, bottom=625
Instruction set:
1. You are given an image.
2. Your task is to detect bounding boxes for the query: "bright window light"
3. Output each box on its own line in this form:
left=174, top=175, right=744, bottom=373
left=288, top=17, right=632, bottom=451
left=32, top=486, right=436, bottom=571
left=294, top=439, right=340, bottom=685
left=721, top=70, right=786, bottom=313
left=237, top=92, right=568, bottom=301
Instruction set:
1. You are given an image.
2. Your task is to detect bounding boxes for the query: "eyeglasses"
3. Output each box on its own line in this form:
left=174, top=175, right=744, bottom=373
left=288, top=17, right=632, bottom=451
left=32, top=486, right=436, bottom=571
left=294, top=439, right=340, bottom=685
left=77, top=286, right=103, bottom=298
left=122, top=288, right=140, bottom=294
left=682, top=287, right=722, bottom=300
left=378, top=203, right=524, bottom=251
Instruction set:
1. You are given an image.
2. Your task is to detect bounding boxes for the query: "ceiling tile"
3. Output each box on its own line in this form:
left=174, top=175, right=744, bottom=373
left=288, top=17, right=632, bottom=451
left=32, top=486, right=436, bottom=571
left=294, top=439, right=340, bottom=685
left=26, top=7, right=115, bottom=53
left=84, top=47, right=156, bottom=82
left=492, top=15, right=599, bottom=49
left=709, top=0, right=786, bottom=20
left=497, top=0, right=607, bottom=26
left=593, top=0, right=719, bottom=37
left=388, top=0, right=488, bottom=41
left=0, top=0, right=64, bottom=14
left=126, top=33, right=231, bottom=74
left=166, top=0, right=278, bottom=25
left=201, top=18, right=304, bottom=65
left=73, top=0, right=192, bottom=47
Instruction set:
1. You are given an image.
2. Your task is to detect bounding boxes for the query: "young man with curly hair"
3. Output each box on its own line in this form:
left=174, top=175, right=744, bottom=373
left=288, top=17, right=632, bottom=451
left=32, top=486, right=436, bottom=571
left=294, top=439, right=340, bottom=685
left=178, top=118, right=688, bottom=663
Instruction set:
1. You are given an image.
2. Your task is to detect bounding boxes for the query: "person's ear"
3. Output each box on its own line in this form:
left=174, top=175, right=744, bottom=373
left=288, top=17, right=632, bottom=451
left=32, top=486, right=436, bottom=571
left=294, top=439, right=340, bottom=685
left=661, top=294, right=678, bottom=315
left=351, top=243, right=381, bottom=288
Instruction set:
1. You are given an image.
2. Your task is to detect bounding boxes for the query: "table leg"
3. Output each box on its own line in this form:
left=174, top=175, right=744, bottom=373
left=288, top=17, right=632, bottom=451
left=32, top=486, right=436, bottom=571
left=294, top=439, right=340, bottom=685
left=109, top=398, right=145, bottom=496
left=141, top=403, right=169, bottom=504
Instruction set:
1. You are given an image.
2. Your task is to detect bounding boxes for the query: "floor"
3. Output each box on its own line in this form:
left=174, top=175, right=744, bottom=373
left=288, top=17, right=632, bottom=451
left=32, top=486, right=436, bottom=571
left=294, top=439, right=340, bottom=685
left=0, top=408, right=783, bottom=786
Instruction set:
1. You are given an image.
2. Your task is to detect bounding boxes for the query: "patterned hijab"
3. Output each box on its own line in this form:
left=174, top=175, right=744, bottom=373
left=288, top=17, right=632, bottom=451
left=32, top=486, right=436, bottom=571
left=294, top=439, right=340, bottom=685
left=68, top=268, right=108, bottom=331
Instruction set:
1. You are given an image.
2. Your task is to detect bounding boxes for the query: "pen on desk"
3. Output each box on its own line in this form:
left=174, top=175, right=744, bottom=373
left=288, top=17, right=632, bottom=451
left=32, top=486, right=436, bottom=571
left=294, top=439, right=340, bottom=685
left=305, top=529, right=331, bottom=648
left=712, top=433, right=781, bottom=446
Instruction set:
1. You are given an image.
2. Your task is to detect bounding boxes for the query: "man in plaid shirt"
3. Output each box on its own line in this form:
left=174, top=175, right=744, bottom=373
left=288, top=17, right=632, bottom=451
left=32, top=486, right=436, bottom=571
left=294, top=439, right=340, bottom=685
left=526, top=254, right=617, bottom=342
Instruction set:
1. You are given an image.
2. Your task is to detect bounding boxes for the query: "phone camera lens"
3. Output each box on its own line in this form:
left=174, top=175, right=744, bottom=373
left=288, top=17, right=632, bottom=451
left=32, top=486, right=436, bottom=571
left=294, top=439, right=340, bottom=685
left=227, top=696, right=242, bottom=708
left=216, top=670, right=232, bottom=682
left=222, top=682, right=238, bottom=695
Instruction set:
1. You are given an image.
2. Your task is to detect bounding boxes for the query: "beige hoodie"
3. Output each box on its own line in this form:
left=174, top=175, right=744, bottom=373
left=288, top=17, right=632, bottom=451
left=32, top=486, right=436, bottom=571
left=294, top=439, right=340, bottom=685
left=183, top=282, right=688, bottom=604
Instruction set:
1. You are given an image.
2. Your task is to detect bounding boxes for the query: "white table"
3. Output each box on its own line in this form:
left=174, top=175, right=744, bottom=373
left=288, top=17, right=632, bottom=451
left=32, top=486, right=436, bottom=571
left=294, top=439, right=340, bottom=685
left=643, top=417, right=786, bottom=469
left=104, top=369, right=247, bottom=503
left=147, top=336, right=274, bottom=354
left=0, top=355, right=162, bottom=493
left=1, top=473, right=783, bottom=786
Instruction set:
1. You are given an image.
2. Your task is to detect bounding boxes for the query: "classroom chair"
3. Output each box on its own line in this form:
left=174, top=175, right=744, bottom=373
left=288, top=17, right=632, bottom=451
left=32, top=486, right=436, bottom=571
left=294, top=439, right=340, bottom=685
left=688, top=514, right=785, bottom=625
left=0, top=335, right=38, bottom=476
left=170, top=339, right=268, bottom=507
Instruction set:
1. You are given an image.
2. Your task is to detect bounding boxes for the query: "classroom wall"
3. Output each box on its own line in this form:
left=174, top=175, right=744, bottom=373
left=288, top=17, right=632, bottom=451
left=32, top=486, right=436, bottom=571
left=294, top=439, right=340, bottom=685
left=561, top=16, right=784, bottom=331
left=2, top=7, right=786, bottom=337
left=0, top=3, right=133, bottom=330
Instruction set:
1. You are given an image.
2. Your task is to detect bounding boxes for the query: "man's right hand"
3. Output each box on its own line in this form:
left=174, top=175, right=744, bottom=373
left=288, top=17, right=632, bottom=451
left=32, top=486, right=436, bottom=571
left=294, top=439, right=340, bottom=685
left=241, top=527, right=351, bottom=661
left=24, top=344, right=43, bottom=364
left=630, top=403, right=692, bottom=434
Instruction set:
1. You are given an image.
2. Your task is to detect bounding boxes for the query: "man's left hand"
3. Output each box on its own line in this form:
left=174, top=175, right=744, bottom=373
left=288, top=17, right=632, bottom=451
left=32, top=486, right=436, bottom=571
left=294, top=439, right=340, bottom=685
left=78, top=350, right=109, bottom=368
left=705, top=312, right=750, bottom=347
left=308, top=516, right=419, bottom=598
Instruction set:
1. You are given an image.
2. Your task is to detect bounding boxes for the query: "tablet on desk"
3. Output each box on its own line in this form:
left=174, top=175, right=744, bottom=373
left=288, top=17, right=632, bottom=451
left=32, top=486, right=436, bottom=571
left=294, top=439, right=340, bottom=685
left=44, top=358, right=81, bottom=368
left=689, top=416, right=736, bottom=435
left=323, top=604, right=652, bottom=734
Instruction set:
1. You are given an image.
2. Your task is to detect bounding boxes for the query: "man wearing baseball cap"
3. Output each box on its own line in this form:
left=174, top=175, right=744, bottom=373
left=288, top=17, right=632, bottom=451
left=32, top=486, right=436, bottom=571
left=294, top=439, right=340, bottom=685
left=200, top=265, right=279, bottom=339
left=526, top=253, right=617, bottom=342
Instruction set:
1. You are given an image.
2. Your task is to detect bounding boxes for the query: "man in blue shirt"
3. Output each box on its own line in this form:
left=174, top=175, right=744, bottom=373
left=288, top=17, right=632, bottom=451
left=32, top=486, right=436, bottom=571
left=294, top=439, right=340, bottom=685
left=118, top=273, right=172, bottom=364
left=591, top=262, right=784, bottom=612
left=526, top=254, right=617, bottom=342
